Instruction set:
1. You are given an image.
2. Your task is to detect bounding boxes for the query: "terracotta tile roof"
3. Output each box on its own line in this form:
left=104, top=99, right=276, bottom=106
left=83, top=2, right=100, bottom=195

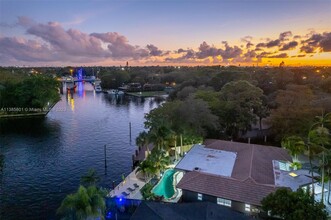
left=177, top=171, right=281, bottom=206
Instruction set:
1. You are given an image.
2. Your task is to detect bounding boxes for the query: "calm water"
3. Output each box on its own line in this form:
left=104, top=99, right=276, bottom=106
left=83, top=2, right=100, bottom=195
left=0, top=82, right=160, bottom=219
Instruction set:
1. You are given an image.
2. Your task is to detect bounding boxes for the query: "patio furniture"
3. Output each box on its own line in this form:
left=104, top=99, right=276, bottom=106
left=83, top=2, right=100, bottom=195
left=121, top=192, right=130, bottom=197
left=127, top=187, right=135, bottom=192
left=133, top=183, right=140, bottom=188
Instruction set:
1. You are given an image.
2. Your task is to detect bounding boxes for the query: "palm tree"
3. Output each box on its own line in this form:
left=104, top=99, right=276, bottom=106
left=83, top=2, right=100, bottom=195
left=57, top=185, right=106, bottom=220
left=323, top=152, right=331, bottom=204
left=135, top=159, right=156, bottom=181
left=309, top=126, right=330, bottom=203
left=80, top=169, right=100, bottom=186
left=148, top=120, right=172, bottom=151
left=136, top=131, right=150, bottom=155
left=281, top=136, right=305, bottom=164
left=149, top=149, right=170, bottom=178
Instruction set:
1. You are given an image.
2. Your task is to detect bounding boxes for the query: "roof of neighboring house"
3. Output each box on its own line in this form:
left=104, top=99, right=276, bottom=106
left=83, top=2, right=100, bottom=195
left=177, top=171, right=280, bottom=206
left=204, top=139, right=292, bottom=185
left=130, top=201, right=252, bottom=220
left=175, top=144, right=237, bottom=177
left=176, top=140, right=293, bottom=206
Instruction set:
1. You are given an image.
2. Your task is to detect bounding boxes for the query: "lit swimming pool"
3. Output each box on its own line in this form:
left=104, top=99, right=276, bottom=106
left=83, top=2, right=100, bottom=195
left=152, top=169, right=176, bottom=199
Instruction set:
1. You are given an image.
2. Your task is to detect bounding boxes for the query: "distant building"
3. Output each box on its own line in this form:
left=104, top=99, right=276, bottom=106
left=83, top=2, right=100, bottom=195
left=176, top=140, right=315, bottom=216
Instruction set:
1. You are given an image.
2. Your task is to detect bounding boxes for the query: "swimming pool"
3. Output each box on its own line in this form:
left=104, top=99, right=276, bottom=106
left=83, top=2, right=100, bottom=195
left=152, top=169, right=176, bottom=199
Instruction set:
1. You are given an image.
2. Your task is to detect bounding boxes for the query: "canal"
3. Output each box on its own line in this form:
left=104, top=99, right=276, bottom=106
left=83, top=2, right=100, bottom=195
left=0, top=82, right=161, bottom=219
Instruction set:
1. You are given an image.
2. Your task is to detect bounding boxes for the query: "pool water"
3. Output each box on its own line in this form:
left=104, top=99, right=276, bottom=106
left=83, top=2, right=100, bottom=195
left=152, top=169, right=176, bottom=199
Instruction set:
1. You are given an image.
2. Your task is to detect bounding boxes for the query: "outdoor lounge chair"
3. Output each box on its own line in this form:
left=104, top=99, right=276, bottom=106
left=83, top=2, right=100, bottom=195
left=133, top=183, right=140, bottom=188
left=127, top=187, right=135, bottom=192
left=121, top=192, right=130, bottom=197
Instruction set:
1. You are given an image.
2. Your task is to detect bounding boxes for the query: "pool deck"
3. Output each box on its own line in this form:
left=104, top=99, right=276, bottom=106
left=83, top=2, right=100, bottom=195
left=109, top=157, right=184, bottom=202
left=108, top=167, right=148, bottom=200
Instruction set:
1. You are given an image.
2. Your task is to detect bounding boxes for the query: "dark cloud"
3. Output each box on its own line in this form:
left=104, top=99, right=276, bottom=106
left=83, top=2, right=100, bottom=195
left=268, top=53, right=288, bottom=58
left=246, top=42, right=254, bottom=49
left=256, top=52, right=272, bottom=58
left=241, top=36, right=253, bottom=43
left=196, top=42, right=221, bottom=59
left=146, top=44, right=163, bottom=56
left=256, top=39, right=281, bottom=48
left=293, top=35, right=301, bottom=39
left=256, top=42, right=265, bottom=48
left=220, top=42, right=242, bottom=59
left=300, top=45, right=315, bottom=53
left=320, top=32, right=331, bottom=52
left=300, top=32, right=331, bottom=53
left=266, top=39, right=281, bottom=48
left=255, top=31, right=292, bottom=50
left=291, top=54, right=306, bottom=58
left=279, top=31, right=292, bottom=41
left=239, top=50, right=257, bottom=62
left=280, top=41, right=298, bottom=51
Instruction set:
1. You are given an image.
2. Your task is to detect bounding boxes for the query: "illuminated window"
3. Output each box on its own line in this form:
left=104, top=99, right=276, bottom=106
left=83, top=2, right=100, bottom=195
left=289, top=172, right=298, bottom=177
left=245, top=204, right=251, bottom=212
left=197, top=193, right=203, bottom=200
left=217, top=198, right=231, bottom=207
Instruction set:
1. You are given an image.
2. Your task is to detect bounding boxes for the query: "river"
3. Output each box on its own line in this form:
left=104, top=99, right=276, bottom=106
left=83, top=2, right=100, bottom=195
left=0, top=82, right=161, bottom=219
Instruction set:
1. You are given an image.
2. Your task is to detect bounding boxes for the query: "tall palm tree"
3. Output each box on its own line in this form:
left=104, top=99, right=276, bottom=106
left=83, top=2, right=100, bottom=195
left=57, top=185, right=106, bottom=220
left=149, top=149, right=170, bottom=178
left=309, top=126, right=330, bottom=203
left=80, top=169, right=100, bottom=186
left=323, top=152, right=331, bottom=204
left=135, top=159, right=156, bottom=181
left=281, top=136, right=305, bottom=163
left=136, top=131, right=150, bottom=155
left=148, top=120, right=172, bottom=151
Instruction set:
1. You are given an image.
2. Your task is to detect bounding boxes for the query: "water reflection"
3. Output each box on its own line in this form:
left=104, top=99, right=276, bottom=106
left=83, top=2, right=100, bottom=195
left=0, top=117, right=61, bottom=136
left=0, top=86, right=162, bottom=219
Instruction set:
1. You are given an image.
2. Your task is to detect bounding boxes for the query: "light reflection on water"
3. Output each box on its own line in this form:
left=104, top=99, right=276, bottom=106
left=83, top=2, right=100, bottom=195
left=0, top=82, right=161, bottom=219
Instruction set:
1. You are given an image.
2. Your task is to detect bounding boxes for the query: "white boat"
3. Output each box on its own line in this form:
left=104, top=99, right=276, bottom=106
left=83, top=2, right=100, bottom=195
left=108, top=89, right=124, bottom=95
left=95, top=85, right=102, bottom=93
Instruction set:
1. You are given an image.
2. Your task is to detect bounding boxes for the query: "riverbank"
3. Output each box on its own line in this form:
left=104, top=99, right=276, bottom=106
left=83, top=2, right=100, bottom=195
left=0, top=86, right=161, bottom=219
left=125, top=91, right=167, bottom=97
left=0, top=102, right=57, bottom=119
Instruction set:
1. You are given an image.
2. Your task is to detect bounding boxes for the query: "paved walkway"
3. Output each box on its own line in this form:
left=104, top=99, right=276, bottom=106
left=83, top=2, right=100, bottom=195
left=108, top=167, right=147, bottom=200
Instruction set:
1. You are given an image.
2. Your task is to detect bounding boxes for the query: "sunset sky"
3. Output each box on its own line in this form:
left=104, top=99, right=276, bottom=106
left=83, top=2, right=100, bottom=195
left=0, top=0, right=330, bottom=66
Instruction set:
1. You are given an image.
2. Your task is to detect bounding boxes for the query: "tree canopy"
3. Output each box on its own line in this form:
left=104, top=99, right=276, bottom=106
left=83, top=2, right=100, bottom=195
left=0, top=75, right=60, bottom=112
left=57, top=185, right=106, bottom=220
left=261, top=188, right=327, bottom=220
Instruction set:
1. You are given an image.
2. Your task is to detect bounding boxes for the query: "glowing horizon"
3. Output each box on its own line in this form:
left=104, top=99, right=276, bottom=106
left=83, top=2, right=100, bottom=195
left=0, top=0, right=330, bottom=67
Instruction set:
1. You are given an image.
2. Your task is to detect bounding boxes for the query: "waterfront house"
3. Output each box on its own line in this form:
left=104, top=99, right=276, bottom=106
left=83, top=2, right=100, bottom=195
left=175, top=140, right=315, bottom=216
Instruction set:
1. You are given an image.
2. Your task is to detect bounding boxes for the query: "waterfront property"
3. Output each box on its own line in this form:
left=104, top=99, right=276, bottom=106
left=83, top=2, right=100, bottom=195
left=175, top=140, right=316, bottom=216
